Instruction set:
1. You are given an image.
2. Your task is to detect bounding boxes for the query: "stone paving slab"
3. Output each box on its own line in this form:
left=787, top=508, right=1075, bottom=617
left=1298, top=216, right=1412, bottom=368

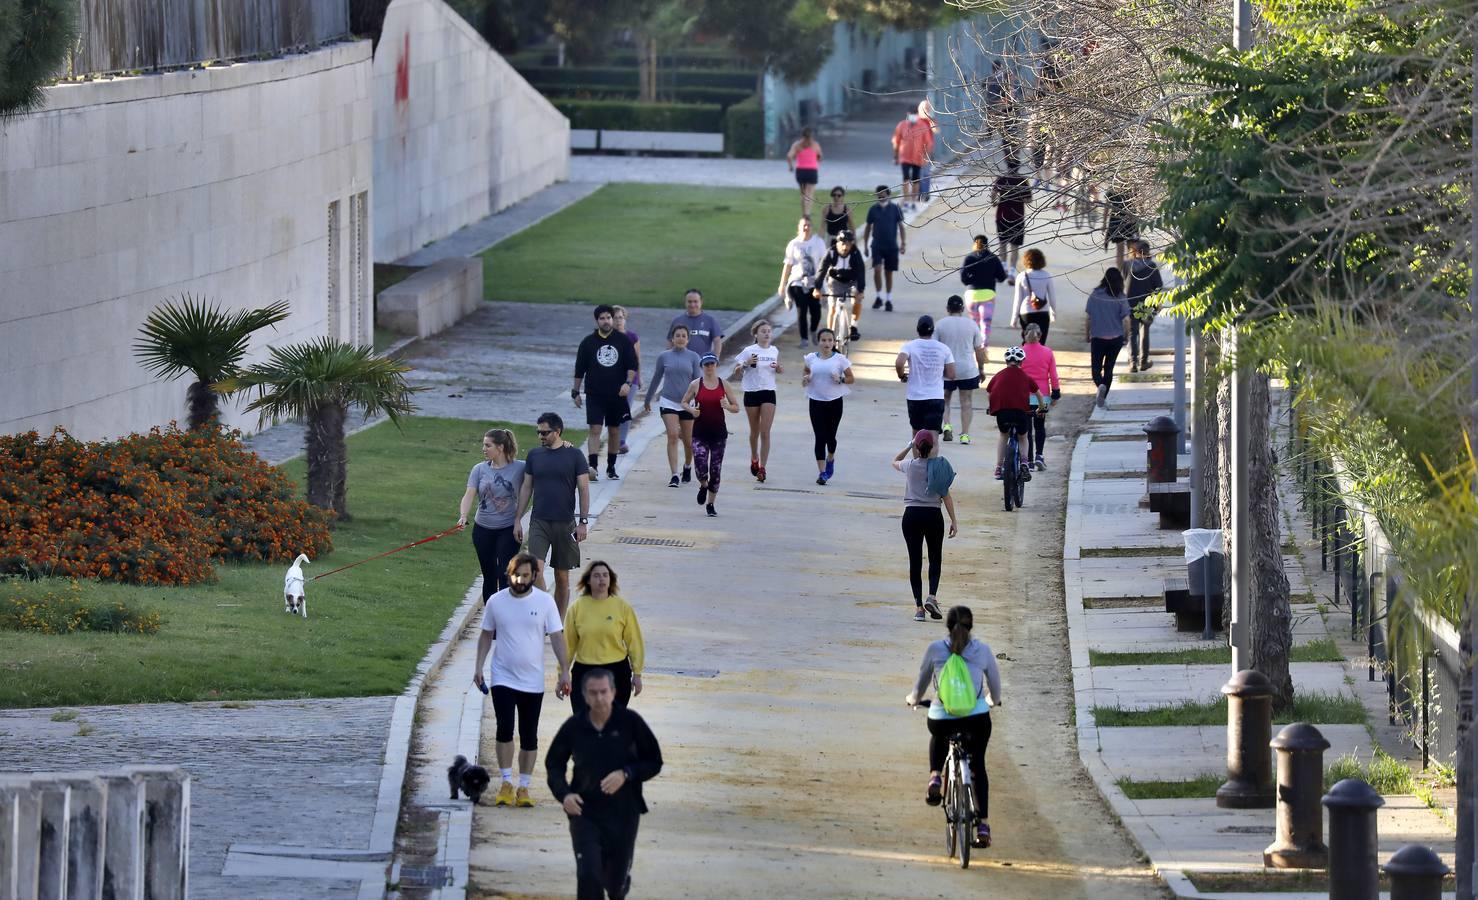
left=1078, top=556, right=1306, bottom=601
left=1092, top=725, right=1374, bottom=782
left=0, top=697, right=395, bottom=899
left=1085, top=439, right=1191, bottom=474
left=1086, top=662, right=1350, bottom=711
left=1085, top=605, right=1329, bottom=654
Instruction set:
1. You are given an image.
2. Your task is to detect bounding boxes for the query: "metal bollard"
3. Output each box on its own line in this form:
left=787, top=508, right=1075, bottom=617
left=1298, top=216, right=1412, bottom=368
left=1143, top=415, right=1181, bottom=488
left=1383, top=844, right=1449, bottom=900
left=1323, top=778, right=1383, bottom=900
left=1263, top=723, right=1329, bottom=868
left=1216, top=669, right=1275, bottom=808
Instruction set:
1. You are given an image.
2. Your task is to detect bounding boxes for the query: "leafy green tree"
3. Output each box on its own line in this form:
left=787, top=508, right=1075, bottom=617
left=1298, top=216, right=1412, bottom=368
left=221, top=339, right=421, bottom=520
left=699, top=0, right=833, bottom=85
left=0, top=0, right=78, bottom=121
left=133, top=297, right=291, bottom=432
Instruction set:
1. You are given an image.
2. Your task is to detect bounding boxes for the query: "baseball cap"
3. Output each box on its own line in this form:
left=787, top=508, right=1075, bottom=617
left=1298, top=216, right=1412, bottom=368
left=700, top=354, right=718, bottom=365
left=916, top=315, right=935, bottom=335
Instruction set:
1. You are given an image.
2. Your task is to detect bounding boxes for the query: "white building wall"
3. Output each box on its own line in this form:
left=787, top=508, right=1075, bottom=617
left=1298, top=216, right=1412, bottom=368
left=372, top=0, right=569, bottom=263
left=0, top=41, right=375, bottom=441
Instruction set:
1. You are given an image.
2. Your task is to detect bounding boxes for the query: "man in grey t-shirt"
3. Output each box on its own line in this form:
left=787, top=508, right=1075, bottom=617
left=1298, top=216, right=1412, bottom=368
left=935, top=294, right=986, bottom=445
left=667, top=289, right=724, bottom=358
left=514, top=412, right=590, bottom=617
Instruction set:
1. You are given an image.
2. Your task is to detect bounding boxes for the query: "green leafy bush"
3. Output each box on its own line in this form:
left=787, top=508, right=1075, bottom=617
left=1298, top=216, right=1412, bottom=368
left=1, top=583, right=161, bottom=635
left=540, top=85, right=754, bottom=109
left=724, top=94, right=764, bottom=159
left=554, top=99, right=723, bottom=133
left=520, top=66, right=756, bottom=90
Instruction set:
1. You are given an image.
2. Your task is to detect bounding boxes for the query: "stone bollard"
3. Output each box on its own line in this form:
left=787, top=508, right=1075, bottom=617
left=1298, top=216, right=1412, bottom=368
left=1215, top=669, right=1275, bottom=808
left=122, top=766, right=189, bottom=900
left=1143, top=416, right=1180, bottom=488
left=54, top=775, right=107, bottom=900
left=1383, top=844, right=1449, bottom=900
left=100, top=772, right=147, bottom=900
left=1323, top=778, right=1383, bottom=900
left=1264, top=723, right=1329, bottom=868
left=0, top=775, right=43, bottom=900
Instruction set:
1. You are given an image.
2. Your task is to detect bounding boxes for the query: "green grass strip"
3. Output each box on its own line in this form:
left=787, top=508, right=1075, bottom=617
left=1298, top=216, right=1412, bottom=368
left=1116, top=773, right=1222, bottom=799
left=0, top=417, right=581, bottom=709
left=1093, top=690, right=1367, bottom=727
left=1090, top=638, right=1344, bottom=667
left=1117, top=752, right=1408, bottom=800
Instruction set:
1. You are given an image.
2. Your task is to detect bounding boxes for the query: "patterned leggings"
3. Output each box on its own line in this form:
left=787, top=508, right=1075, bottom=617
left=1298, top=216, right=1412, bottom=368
left=967, top=288, right=996, bottom=346
left=694, top=434, right=726, bottom=492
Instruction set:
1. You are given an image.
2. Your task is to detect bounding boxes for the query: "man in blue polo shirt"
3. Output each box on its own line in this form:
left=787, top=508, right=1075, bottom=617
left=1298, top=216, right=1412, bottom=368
left=863, top=185, right=905, bottom=313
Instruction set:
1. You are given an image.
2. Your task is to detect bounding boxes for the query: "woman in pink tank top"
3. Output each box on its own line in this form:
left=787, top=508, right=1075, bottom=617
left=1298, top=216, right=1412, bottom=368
left=787, top=127, right=824, bottom=217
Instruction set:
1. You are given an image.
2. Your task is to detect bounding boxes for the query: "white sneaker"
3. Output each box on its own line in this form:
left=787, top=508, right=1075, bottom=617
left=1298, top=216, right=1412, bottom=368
left=1096, top=384, right=1108, bottom=408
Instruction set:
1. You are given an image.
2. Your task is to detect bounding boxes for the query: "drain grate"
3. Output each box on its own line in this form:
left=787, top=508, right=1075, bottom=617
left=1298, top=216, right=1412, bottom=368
left=645, top=666, right=719, bottom=678
left=398, top=864, right=453, bottom=888
left=614, top=536, right=696, bottom=548
left=1216, top=825, right=1274, bottom=836
left=755, top=486, right=818, bottom=494
left=844, top=491, right=894, bottom=500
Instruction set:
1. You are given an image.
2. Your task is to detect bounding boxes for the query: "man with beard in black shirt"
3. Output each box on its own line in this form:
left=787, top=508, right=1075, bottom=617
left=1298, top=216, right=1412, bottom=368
left=573, top=305, right=638, bottom=481
left=547, top=668, right=663, bottom=900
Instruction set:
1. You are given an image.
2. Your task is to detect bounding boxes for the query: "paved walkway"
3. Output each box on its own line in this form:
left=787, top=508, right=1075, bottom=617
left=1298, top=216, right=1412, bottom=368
left=1062, top=371, right=1457, bottom=897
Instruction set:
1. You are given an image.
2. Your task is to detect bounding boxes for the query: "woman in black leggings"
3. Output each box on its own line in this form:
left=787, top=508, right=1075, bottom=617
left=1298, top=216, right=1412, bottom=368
left=802, top=328, right=855, bottom=485
left=892, top=430, right=959, bottom=622
left=457, top=428, right=526, bottom=602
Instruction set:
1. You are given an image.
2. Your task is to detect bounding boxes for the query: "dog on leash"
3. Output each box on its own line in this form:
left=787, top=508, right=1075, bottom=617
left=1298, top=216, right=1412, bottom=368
left=284, top=553, right=309, bottom=617
left=448, top=755, right=491, bottom=804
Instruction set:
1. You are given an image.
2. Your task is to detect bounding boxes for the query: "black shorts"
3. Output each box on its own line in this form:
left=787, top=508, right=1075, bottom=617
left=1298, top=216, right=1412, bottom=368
left=945, top=376, right=981, bottom=392
left=871, top=243, right=900, bottom=272
left=997, top=218, right=1026, bottom=246
left=795, top=167, right=819, bottom=186
left=900, top=163, right=921, bottom=182
left=490, top=685, right=544, bottom=752
left=660, top=406, right=696, bottom=422
left=585, top=392, right=631, bottom=428
left=994, top=409, right=1032, bottom=434
left=743, top=390, right=777, bottom=408
left=907, top=398, right=946, bottom=433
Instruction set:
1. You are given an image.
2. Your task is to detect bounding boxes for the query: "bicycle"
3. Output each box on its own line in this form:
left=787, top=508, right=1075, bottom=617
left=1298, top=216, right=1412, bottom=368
left=1002, top=422, right=1027, bottom=512
left=818, top=287, right=856, bottom=355
left=912, top=699, right=977, bottom=868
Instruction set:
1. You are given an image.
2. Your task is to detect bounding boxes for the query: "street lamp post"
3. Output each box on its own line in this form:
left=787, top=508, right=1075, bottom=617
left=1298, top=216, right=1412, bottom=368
left=1228, top=0, right=1254, bottom=675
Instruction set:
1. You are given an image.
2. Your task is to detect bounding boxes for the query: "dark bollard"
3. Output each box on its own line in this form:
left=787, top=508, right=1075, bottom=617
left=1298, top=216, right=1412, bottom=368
left=1383, top=844, right=1449, bottom=900
left=1323, top=778, right=1383, bottom=900
left=1263, top=723, right=1329, bottom=868
left=1143, top=416, right=1180, bottom=488
left=1215, top=669, right=1275, bottom=808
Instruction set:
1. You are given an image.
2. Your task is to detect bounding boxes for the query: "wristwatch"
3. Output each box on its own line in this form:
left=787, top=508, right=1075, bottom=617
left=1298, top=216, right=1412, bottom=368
left=578, top=517, right=589, bottom=525
left=570, top=388, right=580, bottom=399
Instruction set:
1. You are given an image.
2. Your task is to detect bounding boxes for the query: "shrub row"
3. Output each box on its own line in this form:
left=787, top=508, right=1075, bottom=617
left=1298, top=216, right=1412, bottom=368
left=724, top=94, right=765, bottom=159
left=509, top=48, right=745, bottom=70
left=520, top=66, right=756, bottom=90
left=0, top=427, right=333, bottom=586
left=1, top=584, right=161, bottom=635
left=539, top=85, right=754, bottom=109
left=554, top=99, right=724, bottom=133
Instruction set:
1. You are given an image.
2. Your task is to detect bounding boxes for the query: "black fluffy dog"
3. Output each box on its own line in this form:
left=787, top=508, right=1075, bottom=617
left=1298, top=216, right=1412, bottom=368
left=447, top=755, right=491, bottom=804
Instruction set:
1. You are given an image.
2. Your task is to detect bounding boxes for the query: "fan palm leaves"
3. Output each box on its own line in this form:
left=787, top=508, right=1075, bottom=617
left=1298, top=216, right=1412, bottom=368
left=219, top=338, right=422, bottom=519
left=133, top=295, right=291, bottom=430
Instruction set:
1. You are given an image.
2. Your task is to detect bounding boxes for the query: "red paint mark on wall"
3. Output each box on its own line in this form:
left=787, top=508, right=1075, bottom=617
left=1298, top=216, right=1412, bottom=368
left=394, top=33, right=410, bottom=106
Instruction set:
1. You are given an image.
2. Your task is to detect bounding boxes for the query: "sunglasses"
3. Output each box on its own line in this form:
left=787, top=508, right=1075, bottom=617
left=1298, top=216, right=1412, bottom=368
left=831, top=193, right=844, bottom=198
left=537, top=429, right=554, bottom=436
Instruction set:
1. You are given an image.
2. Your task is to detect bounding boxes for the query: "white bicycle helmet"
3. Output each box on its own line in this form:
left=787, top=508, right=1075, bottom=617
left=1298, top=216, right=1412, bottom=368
left=1004, top=345, right=1026, bottom=364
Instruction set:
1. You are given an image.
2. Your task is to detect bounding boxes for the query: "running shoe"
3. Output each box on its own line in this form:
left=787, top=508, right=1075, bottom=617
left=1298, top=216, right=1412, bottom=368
left=850, top=325, right=860, bottom=342
left=1129, top=363, right=1140, bottom=373
left=1140, top=360, right=1154, bottom=370
left=942, top=423, right=954, bottom=441
left=515, top=788, right=534, bottom=808
left=884, top=300, right=893, bottom=312
left=705, top=504, right=717, bottom=517
left=682, top=466, right=692, bottom=483
left=756, top=466, right=767, bottom=483
left=799, top=338, right=809, bottom=348
left=606, top=468, right=620, bottom=481
left=925, top=775, right=943, bottom=806
left=993, top=465, right=1003, bottom=480
left=619, top=443, right=630, bottom=454
left=1096, top=384, right=1108, bottom=408
left=1020, top=464, right=1032, bottom=483
left=696, top=485, right=708, bottom=505
left=494, top=782, right=515, bottom=807
left=872, top=297, right=883, bottom=310
left=823, top=458, right=834, bottom=480
left=750, top=458, right=759, bottom=477
left=959, top=433, right=972, bottom=445
left=816, top=474, right=827, bottom=485
left=923, top=597, right=942, bottom=620
left=913, top=608, right=926, bottom=622
left=668, top=475, right=681, bottom=488
left=1035, top=454, right=1045, bottom=470
left=974, top=823, right=992, bottom=848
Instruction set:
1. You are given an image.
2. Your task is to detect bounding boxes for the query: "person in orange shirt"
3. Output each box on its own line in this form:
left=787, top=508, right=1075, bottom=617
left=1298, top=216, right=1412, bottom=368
left=892, top=105, right=935, bottom=207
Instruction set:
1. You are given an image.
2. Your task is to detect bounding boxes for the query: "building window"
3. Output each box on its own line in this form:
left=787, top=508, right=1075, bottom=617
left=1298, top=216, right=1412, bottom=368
left=351, top=191, right=369, bottom=346
left=327, top=200, right=341, bottom=341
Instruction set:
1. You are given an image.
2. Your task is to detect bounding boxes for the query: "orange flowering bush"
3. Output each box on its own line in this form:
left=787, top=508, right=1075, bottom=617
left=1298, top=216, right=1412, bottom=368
left=0, top=426, right=332, bottom=586
left=1, top=582, right=162, bottom=634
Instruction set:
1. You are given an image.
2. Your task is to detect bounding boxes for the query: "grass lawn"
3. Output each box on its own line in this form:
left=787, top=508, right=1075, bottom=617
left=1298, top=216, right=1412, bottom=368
left=1089, top=639, right=1344, bottom=667
left=1093, top=690, right=1367, bottom=727
left=0, top=417, right=582, bottom=709
left=478, top=183, right=867, bottom=311
left=1115, top=752, right=1411, bottom=800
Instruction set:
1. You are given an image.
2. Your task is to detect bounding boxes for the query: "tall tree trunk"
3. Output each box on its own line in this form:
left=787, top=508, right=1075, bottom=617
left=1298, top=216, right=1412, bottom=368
left=186, top=380, right=219, bottom=432
left=329, top=404, right=350, bottom=521
left=1197, top=338, right=1222, bottom=528
left=1248, top=372, right=1294, bottom=710
left=637, top=34, right=657, bottom=102
left=305, top=403, right=338, bottom=513
left=1457, top=601, right=1472, bottom=898
left=1217, top=369, right=1233, bottom=632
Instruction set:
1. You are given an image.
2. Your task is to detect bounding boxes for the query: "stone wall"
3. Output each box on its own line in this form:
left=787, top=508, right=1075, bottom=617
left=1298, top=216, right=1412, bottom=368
left=0, top=42, right=375, bottom=441
left=372, top=0, right=569, bottom=263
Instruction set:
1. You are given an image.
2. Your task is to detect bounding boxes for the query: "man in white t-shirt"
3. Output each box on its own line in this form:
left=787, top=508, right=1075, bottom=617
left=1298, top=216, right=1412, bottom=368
left=776, top=215, right=829, bottom=348
left=474, top=553, right=572, bottom=808
left=934, top=295, right=987, bottom=445
left=895, top=315, right=957, bottom=446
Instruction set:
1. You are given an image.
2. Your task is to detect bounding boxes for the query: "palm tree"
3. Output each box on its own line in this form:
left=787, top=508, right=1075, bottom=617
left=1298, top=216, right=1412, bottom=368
left=133, top=296, right=291, bottom=431
left=220, top=339, right=421, bottom=520
left=0, top=0, right=78, bottom=122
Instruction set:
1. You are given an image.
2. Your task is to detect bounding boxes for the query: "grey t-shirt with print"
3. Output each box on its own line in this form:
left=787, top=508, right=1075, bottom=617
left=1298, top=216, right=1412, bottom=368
left=468, top=460, right=526, bottom=529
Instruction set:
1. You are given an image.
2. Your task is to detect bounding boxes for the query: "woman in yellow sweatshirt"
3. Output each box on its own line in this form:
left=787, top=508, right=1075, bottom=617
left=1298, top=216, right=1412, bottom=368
left=564, top=560, right=645, bottom=715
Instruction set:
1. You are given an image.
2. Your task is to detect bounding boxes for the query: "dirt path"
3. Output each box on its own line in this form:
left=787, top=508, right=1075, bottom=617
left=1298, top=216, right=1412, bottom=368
left=467, top=201, right=1168, bottom=899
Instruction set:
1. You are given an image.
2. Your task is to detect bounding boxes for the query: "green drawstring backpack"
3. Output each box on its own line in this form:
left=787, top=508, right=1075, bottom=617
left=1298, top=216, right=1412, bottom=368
left=937, top=652, right=976, bottom=716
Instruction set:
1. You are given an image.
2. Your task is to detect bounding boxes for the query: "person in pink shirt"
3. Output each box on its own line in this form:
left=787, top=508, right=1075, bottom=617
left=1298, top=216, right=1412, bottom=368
left=891, top=105, right=935, bottom=206
left=787, top=128, right=824, bottom=217
left=1019, top=323, right=1060, bottom=470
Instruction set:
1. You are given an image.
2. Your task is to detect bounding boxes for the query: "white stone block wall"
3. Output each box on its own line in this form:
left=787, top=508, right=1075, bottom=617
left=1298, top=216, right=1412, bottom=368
left=372, top=0, right=569, bottom=263
left=0, top=42, right=375, bottom=441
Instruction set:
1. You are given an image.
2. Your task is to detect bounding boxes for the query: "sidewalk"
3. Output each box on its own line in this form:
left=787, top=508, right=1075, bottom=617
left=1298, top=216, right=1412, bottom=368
left=1061, top=362, right=1457, bottom=898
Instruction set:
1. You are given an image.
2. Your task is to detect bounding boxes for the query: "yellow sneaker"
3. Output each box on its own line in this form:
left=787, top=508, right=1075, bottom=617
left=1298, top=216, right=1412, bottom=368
left=515, top=787, right=534, bottom=808
left=494, top=781, right=515, bottom=807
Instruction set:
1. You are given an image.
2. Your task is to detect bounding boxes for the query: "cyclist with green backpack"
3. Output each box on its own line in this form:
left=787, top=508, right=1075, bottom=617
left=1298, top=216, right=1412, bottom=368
left=905, top=606, right=1003, bottom=848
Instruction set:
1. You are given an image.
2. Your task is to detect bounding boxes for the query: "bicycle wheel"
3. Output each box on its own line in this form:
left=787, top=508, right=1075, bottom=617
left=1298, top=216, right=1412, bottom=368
left=944, top=764, right=958, bottom=860
left=1014, top=469, right=1026, bottom=508
left=1003, top=435, right=1018, bottom=512
left=954, top=755, right=973, bottom=869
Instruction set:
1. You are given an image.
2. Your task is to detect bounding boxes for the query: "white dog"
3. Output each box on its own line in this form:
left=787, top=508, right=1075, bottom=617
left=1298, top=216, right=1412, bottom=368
left=284, top=553, right=310, bottom=618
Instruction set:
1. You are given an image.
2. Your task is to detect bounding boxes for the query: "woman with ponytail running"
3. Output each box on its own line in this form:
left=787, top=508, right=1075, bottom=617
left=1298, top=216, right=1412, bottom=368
left=681, top=354, right=740, bottom=517
left=906, top=605, right=1004, bottom=849
left=802, top=328, right=854, bottom=485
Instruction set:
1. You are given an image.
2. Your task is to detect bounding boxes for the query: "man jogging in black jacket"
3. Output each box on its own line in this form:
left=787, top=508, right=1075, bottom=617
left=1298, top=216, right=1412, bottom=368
left=547, top=668, right=664, bottom=900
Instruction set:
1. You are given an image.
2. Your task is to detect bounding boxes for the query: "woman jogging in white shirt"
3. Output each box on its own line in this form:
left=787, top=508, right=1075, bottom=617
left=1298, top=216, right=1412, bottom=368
left=731, top=319, right=782, bottom=483
left=802, top=328, right=855, bottom=485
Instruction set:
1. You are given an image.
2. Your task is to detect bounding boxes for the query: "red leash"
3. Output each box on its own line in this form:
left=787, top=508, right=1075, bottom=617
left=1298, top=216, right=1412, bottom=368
left=310, top=526, right=463, bottom=581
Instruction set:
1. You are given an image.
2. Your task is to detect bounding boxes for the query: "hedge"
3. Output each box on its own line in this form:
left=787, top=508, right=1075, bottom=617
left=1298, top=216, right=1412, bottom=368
left=724, top=94, right=764, bottom=159
left=519, top=66, right=757, bottom=90
left=509, top=48, right=746, bottom=70
left=539, top=85, right=755, bottom=109
left=554, top=99, right=724, bottom=133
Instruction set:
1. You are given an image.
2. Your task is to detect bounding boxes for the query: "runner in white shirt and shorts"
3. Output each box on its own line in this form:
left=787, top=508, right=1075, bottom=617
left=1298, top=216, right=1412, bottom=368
left=895, top=315, right=957, bottom=448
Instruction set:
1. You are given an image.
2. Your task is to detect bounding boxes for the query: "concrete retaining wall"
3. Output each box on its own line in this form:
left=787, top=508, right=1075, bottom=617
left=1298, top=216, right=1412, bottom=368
left=0, top=42, right=375, bottom=441
left=372, top=0, right=569, bottom=263
left=375, top=257, right=483, bottom=339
